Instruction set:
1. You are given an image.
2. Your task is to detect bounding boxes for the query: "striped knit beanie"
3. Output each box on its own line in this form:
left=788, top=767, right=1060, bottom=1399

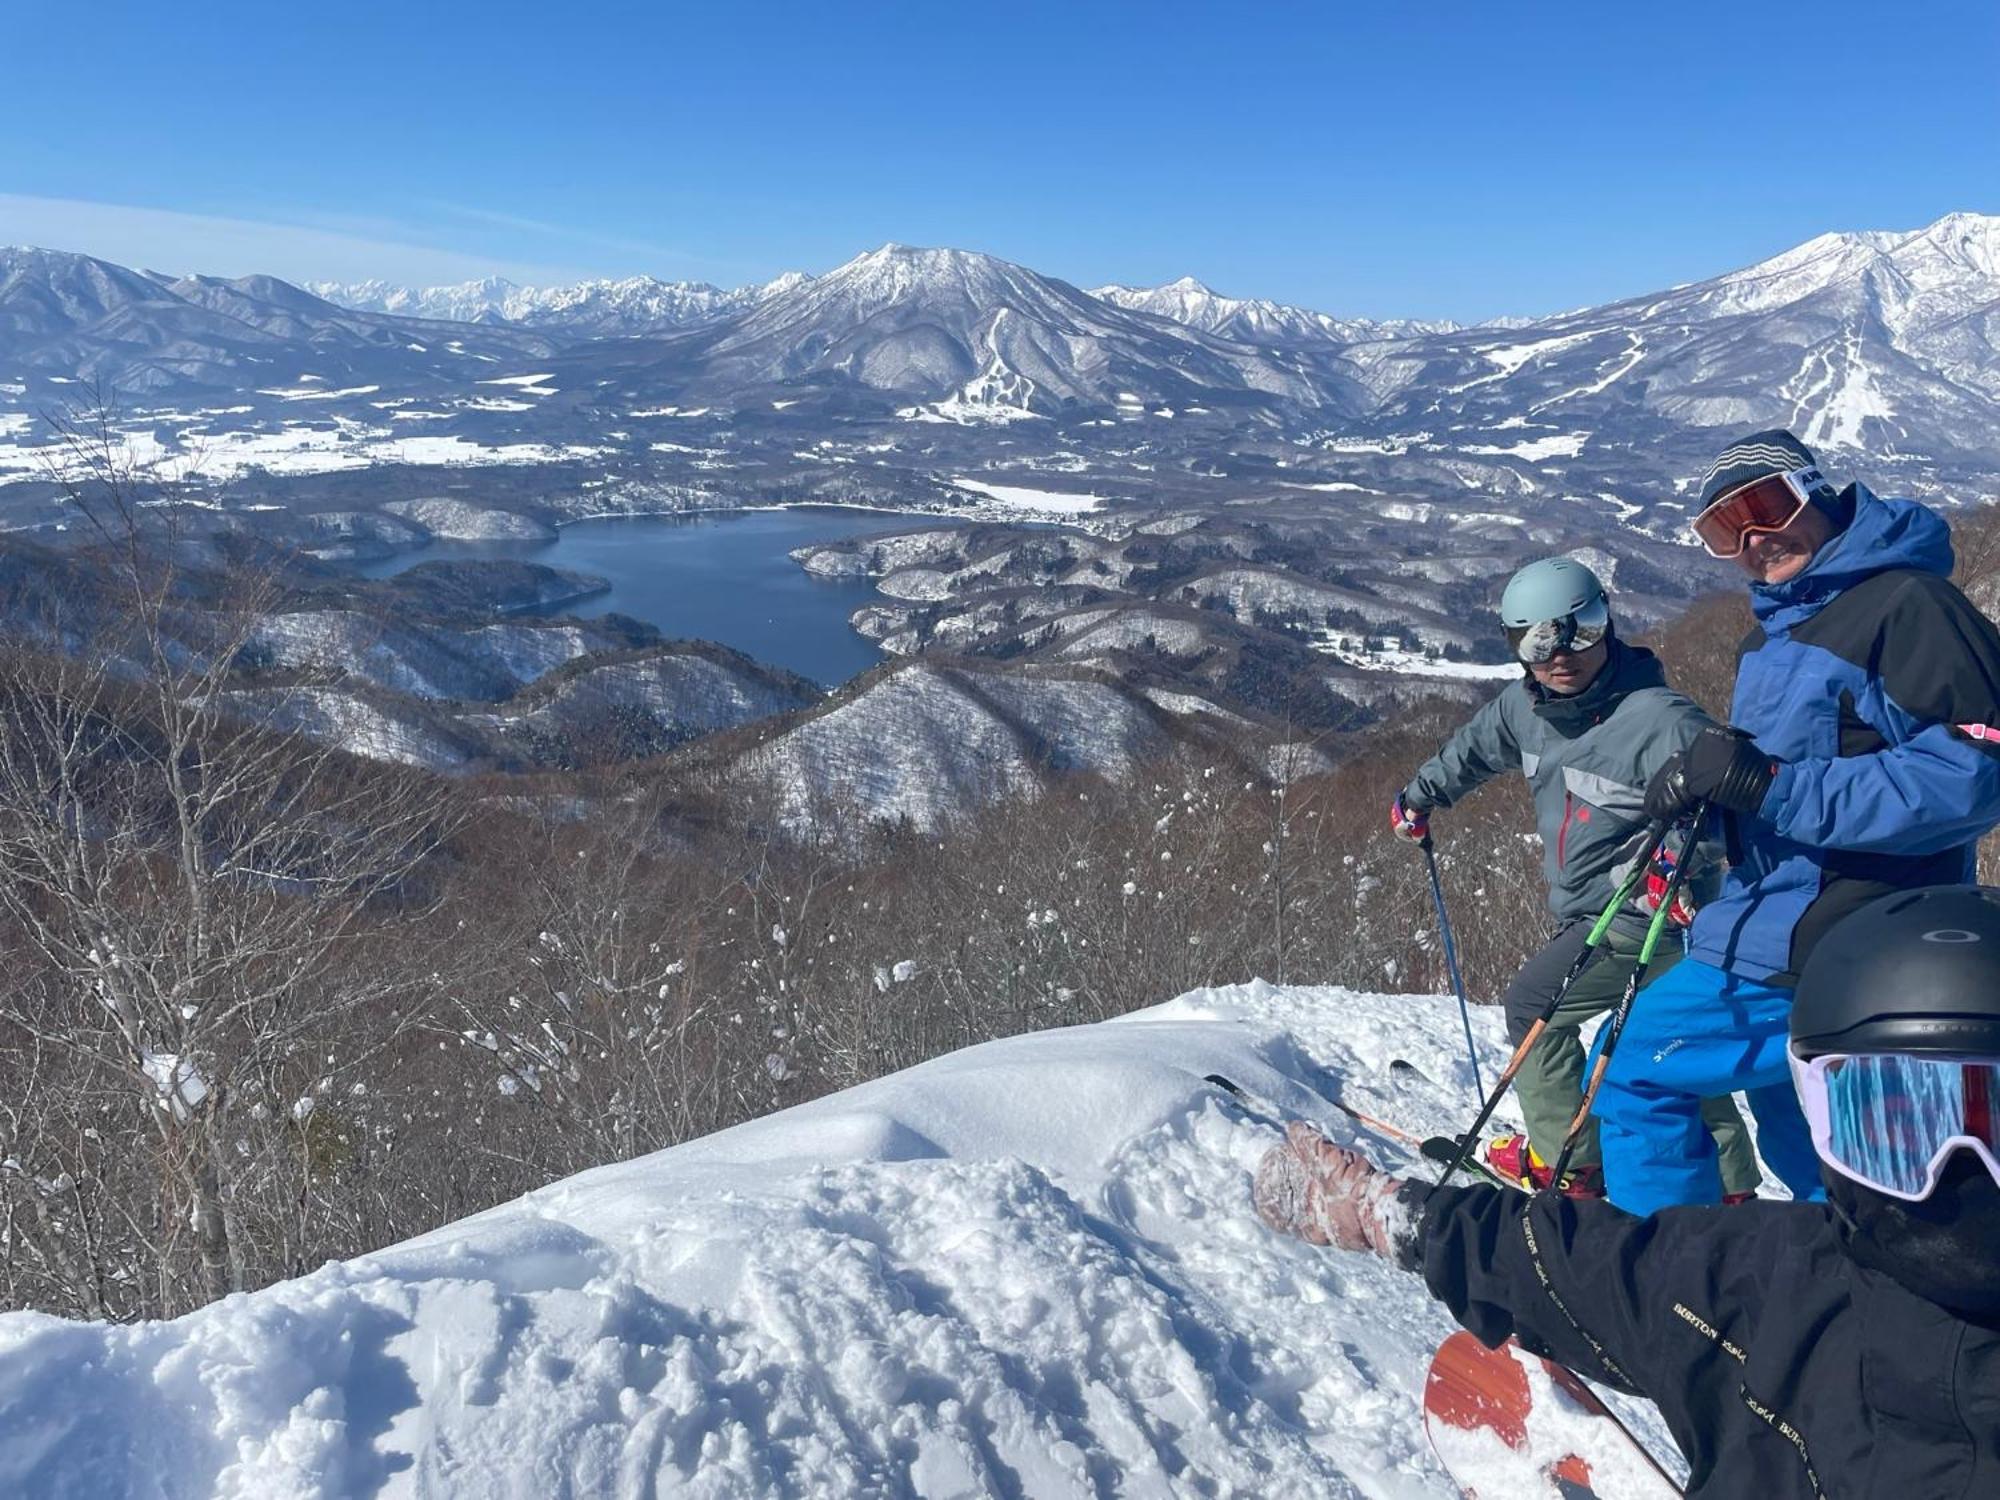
left=1697, top=428, right=1842, bottom=514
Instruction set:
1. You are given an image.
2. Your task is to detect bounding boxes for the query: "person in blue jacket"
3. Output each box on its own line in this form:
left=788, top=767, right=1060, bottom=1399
left=1596, top=428, right=2000, bottom=1213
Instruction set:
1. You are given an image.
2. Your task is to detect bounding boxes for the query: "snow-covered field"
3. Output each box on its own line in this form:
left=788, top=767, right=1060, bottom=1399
left=0, top=984, right=1678, bottom=1498
left=950, top=478, right=1106, bottom=515
left=1310, top=635, right=1521, bottom=682
left=1459, top=433, right=1588, bottom=462
left=0, top=417, right=610, bottom=487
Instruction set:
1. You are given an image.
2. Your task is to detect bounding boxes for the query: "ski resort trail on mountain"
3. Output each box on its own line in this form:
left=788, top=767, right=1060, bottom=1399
left=0, top=984, right=1680, bottom=1498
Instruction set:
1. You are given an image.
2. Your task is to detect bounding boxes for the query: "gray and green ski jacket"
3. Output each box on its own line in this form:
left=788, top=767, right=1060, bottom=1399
left=1401, top=639, right=1716, bottom=928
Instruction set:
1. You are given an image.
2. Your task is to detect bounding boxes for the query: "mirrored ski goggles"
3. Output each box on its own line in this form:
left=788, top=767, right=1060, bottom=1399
left=1503, top=596, right=1610, bottom=665
left=1690, top=465, right=1826, bottom=559
left=1790, top=1051, right=2000, bottom=1201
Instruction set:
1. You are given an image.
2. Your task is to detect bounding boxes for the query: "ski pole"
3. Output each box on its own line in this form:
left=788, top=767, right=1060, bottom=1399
left=1419, top=832, right=1485, bottom=1101
left=1206, top=1071, right=1423, bottom=1150
left=1549, top=804, right=1710, bottom=1187
left=1427, top=820, right=1670, bottom=1194
left=1330, top=1096, right=1428, bottom=1150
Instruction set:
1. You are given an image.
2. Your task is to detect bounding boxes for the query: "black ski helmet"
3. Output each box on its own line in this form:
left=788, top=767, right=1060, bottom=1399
left=1792, top=885, right=2000, bottom=1060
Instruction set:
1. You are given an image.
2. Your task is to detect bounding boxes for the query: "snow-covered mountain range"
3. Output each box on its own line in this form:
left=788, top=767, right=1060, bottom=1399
left=0, top=981, right=1684, bottom=1498
left=3, top=213, right=1998, bottom=534
left=1093, top=274, right=1459, bottom=346
left=306, top=270, right=814, bottom=336
left=1343, top=211, right=2000, bottom=492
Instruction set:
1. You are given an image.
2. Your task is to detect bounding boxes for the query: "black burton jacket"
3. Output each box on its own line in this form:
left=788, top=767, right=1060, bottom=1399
left=1401, top=1183, right=2000, bottom=1498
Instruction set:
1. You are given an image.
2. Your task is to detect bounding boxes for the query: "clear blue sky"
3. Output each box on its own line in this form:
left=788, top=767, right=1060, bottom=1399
left=3, top=1, right=1994, bottom=319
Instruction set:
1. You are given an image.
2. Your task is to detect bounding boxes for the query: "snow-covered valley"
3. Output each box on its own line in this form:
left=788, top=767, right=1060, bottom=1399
left=0, top=984, right=1679, bottom=1498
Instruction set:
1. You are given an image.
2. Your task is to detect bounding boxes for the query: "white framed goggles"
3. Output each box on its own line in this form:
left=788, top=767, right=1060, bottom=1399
left=1790, top=1050, right=2000, bottom=1202
left=1690, top=465, right=1825, bottom=559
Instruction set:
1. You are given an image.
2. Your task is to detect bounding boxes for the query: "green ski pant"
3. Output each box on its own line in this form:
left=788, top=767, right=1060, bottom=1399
left=1500, top=919, right=1761, bottom=1194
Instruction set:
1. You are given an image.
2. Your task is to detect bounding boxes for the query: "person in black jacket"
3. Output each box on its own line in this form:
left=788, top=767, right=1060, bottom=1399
left=1253, top=885, right=2000, bottom=1499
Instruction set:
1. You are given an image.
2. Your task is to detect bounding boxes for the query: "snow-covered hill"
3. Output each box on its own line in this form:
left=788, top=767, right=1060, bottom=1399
left=0, top=983, right=1680, bottom=1498
left=0, top=246, right=553, bottom=392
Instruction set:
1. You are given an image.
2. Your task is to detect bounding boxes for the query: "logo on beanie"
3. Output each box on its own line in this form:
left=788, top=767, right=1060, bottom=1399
left=1922, top=929, right=1983, bottom=944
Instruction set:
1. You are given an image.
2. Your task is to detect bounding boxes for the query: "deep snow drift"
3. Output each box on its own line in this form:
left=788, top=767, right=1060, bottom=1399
left=0, top=983, right=1680, bottom=1497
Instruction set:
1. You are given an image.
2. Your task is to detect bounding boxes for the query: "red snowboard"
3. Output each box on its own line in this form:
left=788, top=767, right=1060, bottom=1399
left=1423, top=1331, right=1683, bottom=1498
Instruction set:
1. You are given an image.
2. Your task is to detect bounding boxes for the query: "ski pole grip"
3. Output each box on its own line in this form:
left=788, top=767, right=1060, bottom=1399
left=1635, top=803, right=1708, bottom=965
left=1585, top=819, right=1671, bottom=947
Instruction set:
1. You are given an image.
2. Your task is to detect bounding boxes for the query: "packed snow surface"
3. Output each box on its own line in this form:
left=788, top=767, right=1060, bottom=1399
left=0, top=983, right=1679, bottom=1497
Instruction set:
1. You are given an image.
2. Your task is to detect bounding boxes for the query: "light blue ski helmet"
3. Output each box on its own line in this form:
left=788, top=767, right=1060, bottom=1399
left=1498, top=556, right=1611, bottom=664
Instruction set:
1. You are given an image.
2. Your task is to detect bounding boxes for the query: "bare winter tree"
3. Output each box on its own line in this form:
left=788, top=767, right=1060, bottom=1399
left=432, top=787, right=746, bottom=1177
left=0, top=415, right=459, bottom=1317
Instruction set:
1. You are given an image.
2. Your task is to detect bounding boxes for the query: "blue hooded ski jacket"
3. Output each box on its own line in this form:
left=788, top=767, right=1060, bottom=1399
left=1688, top=486, right=2000, bottom=981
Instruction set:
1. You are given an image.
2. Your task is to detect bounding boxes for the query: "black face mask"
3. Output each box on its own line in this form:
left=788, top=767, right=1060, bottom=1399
left=1830, top=1152, right=2000, bottom=1325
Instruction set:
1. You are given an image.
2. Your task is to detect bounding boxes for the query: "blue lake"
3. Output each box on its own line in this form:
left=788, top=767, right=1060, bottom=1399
left=354, top=507, right=926, bottom=686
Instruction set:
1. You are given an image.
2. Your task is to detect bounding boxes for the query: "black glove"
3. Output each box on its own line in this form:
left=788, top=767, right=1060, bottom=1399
left=1644, top=725, right=1781, bottom=821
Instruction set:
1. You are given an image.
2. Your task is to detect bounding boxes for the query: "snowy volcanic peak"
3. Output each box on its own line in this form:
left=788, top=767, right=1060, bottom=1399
left=306, top=269, right=817, bottom=334
left=711, top=242, right=1338, bottom=415
left=756, top=242, right=1101, bottom=323
left=1093, top=275, right=1458, bottom=345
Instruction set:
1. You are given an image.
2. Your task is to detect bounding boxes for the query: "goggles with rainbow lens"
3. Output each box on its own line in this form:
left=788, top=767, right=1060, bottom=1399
left=1504, top=595, right=1610, bottom=665
left=1690, top=465, right=1826, bottom=559
left=1790, top=1050, right=2000, bottom=1202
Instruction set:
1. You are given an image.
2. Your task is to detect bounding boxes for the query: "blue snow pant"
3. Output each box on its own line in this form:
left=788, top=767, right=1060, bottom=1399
left=1590, top=956, right=1826, bottom=1216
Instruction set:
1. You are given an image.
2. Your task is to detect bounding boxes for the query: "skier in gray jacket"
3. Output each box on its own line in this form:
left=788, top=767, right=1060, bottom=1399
left=1391, top=557, right=1760, bottom=1199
